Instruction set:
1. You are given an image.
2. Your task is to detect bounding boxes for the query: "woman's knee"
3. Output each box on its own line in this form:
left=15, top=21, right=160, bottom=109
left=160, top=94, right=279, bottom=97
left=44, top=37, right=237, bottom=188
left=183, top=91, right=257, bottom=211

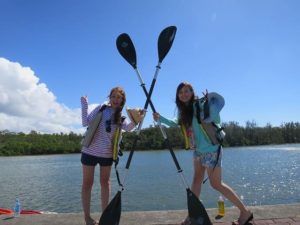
left=100, top=177, right=110, bottom=187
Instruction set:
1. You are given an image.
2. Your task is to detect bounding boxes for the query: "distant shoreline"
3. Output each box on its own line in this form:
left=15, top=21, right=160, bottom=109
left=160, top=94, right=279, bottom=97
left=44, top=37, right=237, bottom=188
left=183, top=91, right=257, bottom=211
left=1, top=123, right=300, bottom=156
left=1, top=143, right=300, bottom=157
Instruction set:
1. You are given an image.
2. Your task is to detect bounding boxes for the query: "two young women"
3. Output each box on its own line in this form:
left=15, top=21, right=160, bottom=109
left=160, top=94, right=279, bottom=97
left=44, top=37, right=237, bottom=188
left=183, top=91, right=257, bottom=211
left=80, top=84, right=253, bottom=225
left=153, top=82, right=253, bottom=225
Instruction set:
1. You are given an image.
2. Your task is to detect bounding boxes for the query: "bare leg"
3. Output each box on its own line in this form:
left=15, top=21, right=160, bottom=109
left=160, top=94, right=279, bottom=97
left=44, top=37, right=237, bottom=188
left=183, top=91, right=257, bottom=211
left=100, top=165, right=112, bottom=211
left=207, top=167, right=252, bottom=224
left=181, top=158, right=206, bottom=225
left=82, top=165, right=96, bottom=225
left=191, top=157, right=206, bottom=197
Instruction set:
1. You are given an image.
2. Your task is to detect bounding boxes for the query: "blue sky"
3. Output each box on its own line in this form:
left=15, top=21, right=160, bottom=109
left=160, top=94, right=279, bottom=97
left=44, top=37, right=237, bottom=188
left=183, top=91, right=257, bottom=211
left=0, top=0, right=299, bottom=134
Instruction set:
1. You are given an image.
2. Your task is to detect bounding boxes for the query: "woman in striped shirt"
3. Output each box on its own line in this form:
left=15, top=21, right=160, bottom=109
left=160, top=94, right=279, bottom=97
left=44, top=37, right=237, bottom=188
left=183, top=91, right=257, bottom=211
left=80, top=87, right=136, bottom=225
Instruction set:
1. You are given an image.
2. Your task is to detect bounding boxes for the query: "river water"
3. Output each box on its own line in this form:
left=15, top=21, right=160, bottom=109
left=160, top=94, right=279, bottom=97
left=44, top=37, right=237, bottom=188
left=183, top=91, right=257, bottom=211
left=0, top=144, right=299, bottom=213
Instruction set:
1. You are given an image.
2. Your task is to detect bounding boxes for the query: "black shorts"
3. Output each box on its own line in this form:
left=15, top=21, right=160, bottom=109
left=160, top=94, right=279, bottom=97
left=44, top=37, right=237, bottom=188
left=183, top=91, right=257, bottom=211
left=81, top=152, right=113, bottom=167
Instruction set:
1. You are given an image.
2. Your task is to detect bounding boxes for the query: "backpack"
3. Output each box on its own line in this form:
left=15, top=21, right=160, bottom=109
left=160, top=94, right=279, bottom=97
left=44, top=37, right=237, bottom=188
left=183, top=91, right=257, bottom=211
left=81, top=105, right=107, bottom=147
left=195, top=98, right=225, bottom=145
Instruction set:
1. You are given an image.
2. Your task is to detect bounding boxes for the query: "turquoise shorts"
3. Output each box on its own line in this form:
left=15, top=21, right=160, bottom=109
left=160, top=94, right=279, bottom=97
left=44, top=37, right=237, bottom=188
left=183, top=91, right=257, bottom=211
left=193, top=147, right=222, bottom=168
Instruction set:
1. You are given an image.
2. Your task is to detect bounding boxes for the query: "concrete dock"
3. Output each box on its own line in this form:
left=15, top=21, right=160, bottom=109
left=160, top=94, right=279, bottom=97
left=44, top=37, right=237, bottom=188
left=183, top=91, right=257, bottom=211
left=1, top=203, right=299, bottom=225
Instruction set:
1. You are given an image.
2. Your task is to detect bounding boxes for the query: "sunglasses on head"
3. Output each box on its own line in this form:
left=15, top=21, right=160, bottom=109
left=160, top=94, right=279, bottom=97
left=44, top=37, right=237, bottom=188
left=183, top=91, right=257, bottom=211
left=105, top=119, right=111, bottom=133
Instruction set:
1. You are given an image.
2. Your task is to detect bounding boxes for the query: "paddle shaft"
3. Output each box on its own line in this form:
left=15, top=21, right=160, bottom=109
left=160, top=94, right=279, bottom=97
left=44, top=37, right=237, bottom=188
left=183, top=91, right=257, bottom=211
left=125, top=65, right=159, bottom=170
left=134, top=67, right=183, bottom=171
left=123, top=64, right=190, bottom=190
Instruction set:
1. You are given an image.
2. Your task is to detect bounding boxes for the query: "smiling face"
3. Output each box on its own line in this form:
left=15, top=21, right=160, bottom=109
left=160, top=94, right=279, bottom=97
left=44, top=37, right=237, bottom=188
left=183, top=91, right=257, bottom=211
left=175, top=82, right=195, bottom=127
left=177, top=83, right=194, bottom=104
left=109, top=87, right=126, bottom=109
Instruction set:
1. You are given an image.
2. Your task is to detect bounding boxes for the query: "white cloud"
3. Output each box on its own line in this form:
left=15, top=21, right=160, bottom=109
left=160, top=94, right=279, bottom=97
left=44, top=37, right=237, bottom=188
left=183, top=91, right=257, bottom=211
left=0, top=57, right=84, bottom=134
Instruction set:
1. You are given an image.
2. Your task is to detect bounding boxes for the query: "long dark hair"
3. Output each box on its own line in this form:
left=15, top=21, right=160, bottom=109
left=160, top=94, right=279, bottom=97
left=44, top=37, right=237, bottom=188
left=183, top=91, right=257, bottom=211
left=175, top=82, right=195, bottom=128
left=109, top=87, right=126, bottom=125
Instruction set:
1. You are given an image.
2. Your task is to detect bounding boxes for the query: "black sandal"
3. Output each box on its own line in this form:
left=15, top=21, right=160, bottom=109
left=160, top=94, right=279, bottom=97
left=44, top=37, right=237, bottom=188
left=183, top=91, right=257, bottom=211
left=232, top=212, right=253, bottom=225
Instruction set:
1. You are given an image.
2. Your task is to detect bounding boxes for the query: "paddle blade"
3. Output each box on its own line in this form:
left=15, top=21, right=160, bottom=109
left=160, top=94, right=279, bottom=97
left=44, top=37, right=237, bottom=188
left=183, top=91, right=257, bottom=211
left=116, top=33, right=137, bottom=69
left=187, top=189, right=212, bottom=225
left=158, top=26, right=177, bottom=63
left=99, top=191, right=122, bottom=225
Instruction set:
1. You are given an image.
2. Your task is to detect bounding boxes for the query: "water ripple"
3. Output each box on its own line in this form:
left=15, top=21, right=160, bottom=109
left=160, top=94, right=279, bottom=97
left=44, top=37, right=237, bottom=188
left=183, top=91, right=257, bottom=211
left=0, top=144, right=299, bottom=212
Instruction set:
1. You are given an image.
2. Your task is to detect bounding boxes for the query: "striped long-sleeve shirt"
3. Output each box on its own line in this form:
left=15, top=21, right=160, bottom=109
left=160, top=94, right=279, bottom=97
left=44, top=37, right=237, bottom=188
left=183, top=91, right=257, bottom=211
left=81, top=98, right=136, bottom=158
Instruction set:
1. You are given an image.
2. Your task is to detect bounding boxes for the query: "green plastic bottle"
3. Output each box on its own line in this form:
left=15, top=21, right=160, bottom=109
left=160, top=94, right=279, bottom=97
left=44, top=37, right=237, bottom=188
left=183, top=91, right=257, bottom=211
left=218, top=195, right=225, bottom=216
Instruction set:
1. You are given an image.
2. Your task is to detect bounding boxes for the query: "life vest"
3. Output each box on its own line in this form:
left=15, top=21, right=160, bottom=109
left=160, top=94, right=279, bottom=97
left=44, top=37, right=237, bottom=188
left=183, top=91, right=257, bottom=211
left=112, top=116, right=126, bottom=190
left=81, top=105, right=124, bottom=162
left=180, top=124, right=191, bottom=150
left=180, top=97, right=225, bottom=150
left=81, top=105, right=107, bottom=147
left=112, top=118, right=125, bottom=162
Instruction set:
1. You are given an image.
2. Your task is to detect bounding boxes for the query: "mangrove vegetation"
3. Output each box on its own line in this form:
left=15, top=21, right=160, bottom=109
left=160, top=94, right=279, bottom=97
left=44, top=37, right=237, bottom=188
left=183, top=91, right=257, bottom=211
left=0, top=121, right=299, bottom=156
